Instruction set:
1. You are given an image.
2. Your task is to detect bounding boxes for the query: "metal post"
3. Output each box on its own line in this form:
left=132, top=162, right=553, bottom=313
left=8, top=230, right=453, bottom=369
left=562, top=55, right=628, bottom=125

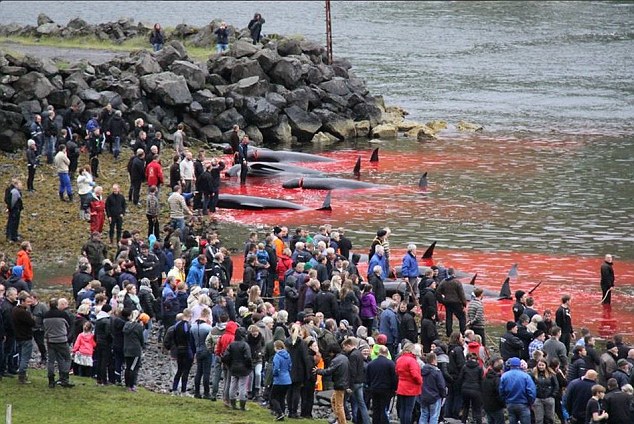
left=325, top=0, right=333, bottom=64
left=6, top=404, right=12, bottom=424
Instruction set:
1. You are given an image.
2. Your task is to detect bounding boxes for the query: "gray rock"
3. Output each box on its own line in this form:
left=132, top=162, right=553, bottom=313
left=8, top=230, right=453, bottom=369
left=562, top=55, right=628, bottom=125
left=265, top=92, right=287, bottom=109
left=189, top=101, right=203, bottom=114
left=252, top=48, right=282, bottom=73
left=323, top=116, right=356, bottom=140
left=0, top=66, right=27, bottom=76
left=170, top=60, right=206, bottom=90
left=214, top=107, right=246, bottom=131
left=284, top=105, right=322, bottom=141
left=154, top=45, right=183, bottom=69
left=78, top=89, right=101, bottom=103
left=230, top=59, right=267, bottom=84
left=192, top=90, right=226, bottom=117
left=270, top=57, right=303, bottom=89
left=332, top=65, right=349, bottom=79
left=354, top=120, right=371, bottom=138
left=13, top=71, right=55, bottom=100
left=0, top=128, right=25, bottom=153
left=36, top=23, right=61, bottom=36
left=64, top=72, right=90, bottom=92
left=37, top=13, right=54, bottom=26
left=242, top=97, right=280, bottom=128
left=140, top=72, right=193, bottom=106
left=353, top=102, right=383, bottom=128
left=229, top=40, right=260, bottom=58
left=18, top=100, right=42, bottom=116
left=319, top=78, right=350, bottom=97
left=98, top=91, right=123, bottom=108
left=199, top=124, right=223, bottom=143
left=277, top=38, right=303, bottom=57
left=67, top=18, right=89, bottom=31
left=209, top=56, right=238, bottom=82
left=311, top=131, right=339, bottom=144
left=21, top=56, right=58, bottom=76
left=347, top=77, right=369, bottom=96
left=300, top=40, right=326, bottom=57
left=206, top=73, right=228, bottom=86
left=244, top=125, right=263, bottom=144
left=135, top=53, right=162, bottom=76
left=261, top=114, right=292, bottom=145
left=284, top=87, right=310, bottom=111
left=0, top=85, right=16, bottom=101
left=333, top=57, right=352, bottom=70
left=167, top=40, right=188, bottom=59
left=233, top=76, right=270, bottom=98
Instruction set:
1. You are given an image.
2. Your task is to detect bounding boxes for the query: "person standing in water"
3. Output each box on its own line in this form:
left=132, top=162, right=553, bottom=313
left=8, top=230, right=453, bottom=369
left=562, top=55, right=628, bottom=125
left=600, top=254, right=614, bottom=305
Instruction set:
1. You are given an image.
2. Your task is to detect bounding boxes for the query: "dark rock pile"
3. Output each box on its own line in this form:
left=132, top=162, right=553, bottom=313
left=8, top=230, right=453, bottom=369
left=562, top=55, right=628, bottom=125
left=0, top=15, right=403, bottom=152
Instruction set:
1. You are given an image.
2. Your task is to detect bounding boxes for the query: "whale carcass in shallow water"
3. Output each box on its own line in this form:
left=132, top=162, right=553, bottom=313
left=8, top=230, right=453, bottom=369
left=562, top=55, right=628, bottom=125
left=224, top=162, right=323, bottom=178
left=246, top=147, right=335, bottom=163
left=217, top=192, right=332, bottom=211
left=282, top=177, right=382, bottom=190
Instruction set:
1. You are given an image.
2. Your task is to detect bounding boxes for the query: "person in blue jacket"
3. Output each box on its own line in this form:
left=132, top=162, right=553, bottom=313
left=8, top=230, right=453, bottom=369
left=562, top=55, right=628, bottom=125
left=401, top=243, right=420, bottom=296
left=499, top=357, right=537, bottom=424
left=271, top=340, right=292, bottom=421
left=378, top=299, right=400, bottom=359
left=186, top=255, right=207, bottom=288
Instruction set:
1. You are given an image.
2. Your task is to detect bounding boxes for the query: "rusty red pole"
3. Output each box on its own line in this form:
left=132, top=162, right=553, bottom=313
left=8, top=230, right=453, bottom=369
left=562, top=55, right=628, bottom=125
left=325, top=0, right=333, bottom=64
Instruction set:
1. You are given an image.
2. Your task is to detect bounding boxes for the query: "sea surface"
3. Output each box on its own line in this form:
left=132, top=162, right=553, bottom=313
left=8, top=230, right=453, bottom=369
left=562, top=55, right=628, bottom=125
left=2, top=1, right=634, bottom=332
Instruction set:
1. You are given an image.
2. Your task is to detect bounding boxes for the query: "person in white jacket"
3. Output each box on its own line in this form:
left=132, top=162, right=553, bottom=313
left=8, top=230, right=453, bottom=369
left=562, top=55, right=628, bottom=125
left=77, top=165, right=95, bottom=221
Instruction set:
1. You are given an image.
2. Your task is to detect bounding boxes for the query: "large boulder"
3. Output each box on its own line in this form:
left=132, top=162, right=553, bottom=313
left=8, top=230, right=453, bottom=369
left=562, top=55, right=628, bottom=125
left=277, top=38, right=302, bottom=57
left=233, top=76, right=270, bottom=97
left=214, top=107, right=246, bottom=131
left=319, top=78, right=350, bottom=97
left=244, top=125, right=263, bottom=144
left=78, top=88, right=101, bottom=103
left=13, top=71, right=55, bottom=100
left=135, top=53, right=162, bottom=75
left=406, top=125, right=438, bottom=140
left=209, top=56, right=238, bottom=82
left=242, top=97, right=280, bottom=128
left=354, top=120, right=370, bottom=138
left=64, top=72, right=89, bottom=92
left=371, top=124, right=397, bottom=139
left=140, top=72, right=193, bottom=106
left=21, top=56, right=58, bottom=76
left=270, top=58, right=303, bottom=89
left=0, top=85, right=16, bottom=101
left=284, top=105, right=322, bottom=142
left=98, top=91, right=123, bottom=108
left=37, top=13, right=54, bottom=26
left=261, top=115, right=292, bottom=145
left=323, top=116, right=356, bottom=140
left=311, top=131, right=339, bottom=144
left=230, top=59, right=267, bottom=84
left=457, top=120, right=483, bottom=132
left=265, top=92, right=287, bottom=109
left=198, top=124, right=223, bottom=143
left=36, top=23, right=62, bottom=36
left=170, top=60, right=206, bottom=90
left=352, top=102, right=383, bottom=128
left=154, top=45, right=183, bottom=69
left=0, top=66, right=27, bottom=76
left=230, top=40, right=260, bottom=58
left=252, top=48, right=281, bottom=73
left=300, top=40, right=326, bottom=58
left=192, top=90, right=227, bottom=116
left=0, top=108, right=25, bottom=152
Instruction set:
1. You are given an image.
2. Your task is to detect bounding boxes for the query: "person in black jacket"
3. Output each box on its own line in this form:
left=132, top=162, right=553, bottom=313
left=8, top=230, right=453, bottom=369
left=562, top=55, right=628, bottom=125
left=419, top=271, right=437, bottom=319
left=446, top=332, right=466, bottom=419
left=285, top=323, right=310, bottom=418
left=237, top=135, right=249, bottom=185
left=247, top=13, right=265, bottom=44
left=481, top=357, right=505, bottom=424
left=398, top=301, right=418, bottom=345
left=172, top=309, right=195, bottom=396
left=26, top=139, right=38, bottom=192
left=128, top=149, right=146, bottom=206
left=224, top=326, right=253, bottom=410
left=343, top=338, right=370, bottom=424
left=313, top=280, right=339, bottom=321
left=516, top=314, right=533, bottom=361
left=42, top=109, right=58, bottom=164
left=366, top=344, right=396, bottom=424
left=105, top=183, right=126, bottom=245
left=106, top=110, right=127, bottom=159
left=149, top=23, right=164, bottom=51
left=215, top=22, right=230, bottom=54
left=315, top=343, right=350, bottom=424
left=500, top=321, right=524, bottom=361
left=531, top=358, right=558, bottom=424
left=458, top=353, right=484, bottom=424
left=94, top=303, right=112, bottom=385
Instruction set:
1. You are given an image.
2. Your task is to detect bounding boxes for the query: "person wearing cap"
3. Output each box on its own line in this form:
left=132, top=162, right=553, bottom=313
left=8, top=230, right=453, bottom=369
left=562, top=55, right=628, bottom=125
left=499, top=357, right=536, bottom=424
left=565, top=369, right=598, bottom=424
left=612, top=358, right=630, bottom=389
left=500, top=321, right=524, bottom=361
left=528, top=329, right=546, bottom=360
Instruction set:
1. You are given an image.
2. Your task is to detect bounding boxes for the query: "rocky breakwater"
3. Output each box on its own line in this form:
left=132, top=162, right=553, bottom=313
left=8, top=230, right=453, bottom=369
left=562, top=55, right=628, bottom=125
left=0, top=15, right=410, bottom=152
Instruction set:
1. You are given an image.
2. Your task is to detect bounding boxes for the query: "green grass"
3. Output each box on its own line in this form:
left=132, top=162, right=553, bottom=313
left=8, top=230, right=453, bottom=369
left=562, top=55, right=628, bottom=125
left=1, top=369, right=319, bottom=424
left=0, top=34, right=214, bottom=61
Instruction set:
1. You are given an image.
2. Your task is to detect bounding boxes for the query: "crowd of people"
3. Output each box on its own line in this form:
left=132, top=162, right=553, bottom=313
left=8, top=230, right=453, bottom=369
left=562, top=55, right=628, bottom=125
left=2, top=72, right=632, bottom=424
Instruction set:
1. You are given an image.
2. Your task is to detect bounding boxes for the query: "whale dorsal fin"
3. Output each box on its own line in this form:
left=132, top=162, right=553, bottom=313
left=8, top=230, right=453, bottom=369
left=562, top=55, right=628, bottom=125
left=353, top=156, right=361, bottom=176
left=370, top=147, right=379, bottom=162
left=499, top=277, right=512, bottom=300
left=318, top=191, right=332, bottom=211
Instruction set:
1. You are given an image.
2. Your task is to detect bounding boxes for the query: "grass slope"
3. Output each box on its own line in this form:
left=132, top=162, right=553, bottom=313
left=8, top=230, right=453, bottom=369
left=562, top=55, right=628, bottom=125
left=1, top=369, right=313, bottom=424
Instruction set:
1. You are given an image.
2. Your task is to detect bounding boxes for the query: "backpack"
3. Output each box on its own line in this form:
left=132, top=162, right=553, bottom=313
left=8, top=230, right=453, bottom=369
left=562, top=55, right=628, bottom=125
left=317, top=329, right=337, bottom=357
left=163, top=325, right=175, bottom=352
left=162, top=292, right=178, bottom=315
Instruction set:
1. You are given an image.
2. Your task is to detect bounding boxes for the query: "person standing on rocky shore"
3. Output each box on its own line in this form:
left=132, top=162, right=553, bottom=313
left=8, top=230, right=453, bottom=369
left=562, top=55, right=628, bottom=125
left=5, top=178, right=23, bottom=243
left=53, top=144, right=73, bottom=202
left=215, top=22, right=230, bottom=54
left=29, top=114, right=45, bottom=155
left=43, top=109, right=58, bottom=164
left=238, top=135, right=250, bottom=185
left=149, top=23, right=164, bottom=52
left=248, top=13, right=265, bottom=44
left=173, top=123, right=186, bottom=159
left=25, top=139, right=38, bottom=192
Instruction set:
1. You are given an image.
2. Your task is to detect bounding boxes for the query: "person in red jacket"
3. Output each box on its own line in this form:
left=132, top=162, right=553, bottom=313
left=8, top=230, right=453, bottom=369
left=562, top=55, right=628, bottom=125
left=215, top=321, right=237, bottom=407
left=145, top=155, right=164, bottom=194
left=89, top=186, right=106, bottom=234
left=395, top=343, right=422, bottom=424
left=16, top=241, right=34, bottom=291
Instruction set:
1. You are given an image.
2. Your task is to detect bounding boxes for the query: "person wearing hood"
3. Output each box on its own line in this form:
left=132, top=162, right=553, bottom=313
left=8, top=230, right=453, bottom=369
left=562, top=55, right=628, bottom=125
left=16, top=241, right=33, bottom=291
left=499, top=357, right=537, bottom=424
left=6, top=265, right=28, bottom=293
left=419, top=351, right=447, bottom=424
left=458, top=352, right=484, bottom=424
left=482, top=356, right=506, bottom=424
left=370, top=333, right=392, bottom=361
left=271, top=339, right=292, bottom=421
left=246, top=324, right=265, bottom=400
left=216, top=320, right=238, bottom=405
left=123, top=309, right=145, bottom=391
left=223, top=326, right=253, bottom=410
left=262, top=323, right=288, bottom=407
left=284, top=323, right=310, bottom=419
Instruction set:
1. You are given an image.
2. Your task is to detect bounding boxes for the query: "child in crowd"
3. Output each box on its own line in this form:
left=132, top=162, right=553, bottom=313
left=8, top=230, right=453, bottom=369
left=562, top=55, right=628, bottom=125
left=72, top=321, right=96, bottom=377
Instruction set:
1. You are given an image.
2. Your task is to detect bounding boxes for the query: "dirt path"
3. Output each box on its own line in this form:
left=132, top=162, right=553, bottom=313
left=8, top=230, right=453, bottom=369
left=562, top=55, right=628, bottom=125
left=0, top=40, right=124, bottom=64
